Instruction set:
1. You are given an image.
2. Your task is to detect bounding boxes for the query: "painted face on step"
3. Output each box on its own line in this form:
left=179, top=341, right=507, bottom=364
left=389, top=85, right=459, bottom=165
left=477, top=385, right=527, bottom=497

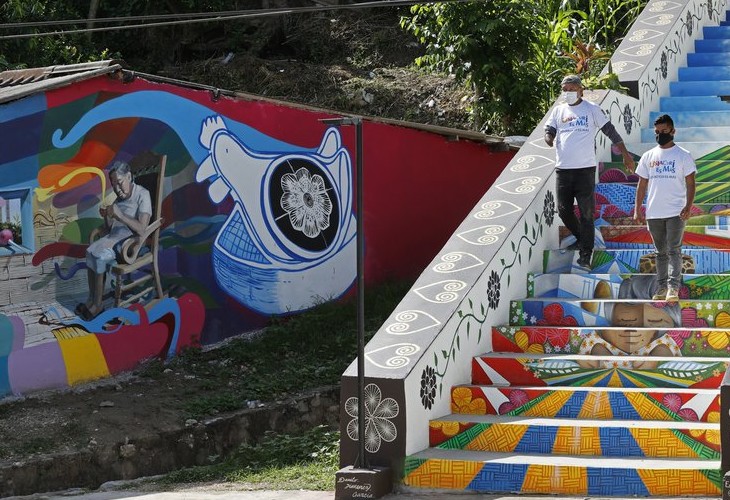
left=600, top=303, right=674, bottom=353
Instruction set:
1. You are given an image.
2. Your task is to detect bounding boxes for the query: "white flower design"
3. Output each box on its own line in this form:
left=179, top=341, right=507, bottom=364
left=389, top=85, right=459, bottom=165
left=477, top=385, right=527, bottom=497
left=280, top=167, right=333, bottom=238
left=345, top=383, right=399, bottom=453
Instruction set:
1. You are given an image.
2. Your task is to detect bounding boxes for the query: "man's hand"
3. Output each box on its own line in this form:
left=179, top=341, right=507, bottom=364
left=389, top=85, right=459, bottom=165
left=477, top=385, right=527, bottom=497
left=623, top=154, right=636, bottom=173
left=111, top=204, right=124, bottom=220
left=680, top=206, right=692, bottom=221
left=544, top=132, right=554, bottom=147
left=633, top=208, right=645, bottom=225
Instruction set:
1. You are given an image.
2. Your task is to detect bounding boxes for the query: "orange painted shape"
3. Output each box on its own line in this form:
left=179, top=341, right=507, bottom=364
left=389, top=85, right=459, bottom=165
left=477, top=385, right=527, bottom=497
left=465, top=423, right=528, bottom=452
left=57, top=333, right=110, bottom=385
left=522, top=390, right=574, bottom=418
left=629, top=428, right=699, bottom=458
left=403, top=459, right=482, bottom=489
left=522, top=464, right=587, bottom=494
left=577, top=391, right=613, bottom=419
left=636, top=469, right=721, bottom=496
left=552, top=426, right=601, bottom=456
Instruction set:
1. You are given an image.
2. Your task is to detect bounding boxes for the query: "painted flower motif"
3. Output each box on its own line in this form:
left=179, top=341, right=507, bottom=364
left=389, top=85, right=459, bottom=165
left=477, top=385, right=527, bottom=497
left=429, top=420, right=460, bottom=437
left=451, top=387, right=487, bottom=414
left=660, top=52, right=668, bottom=80
left=498, top=389, right=530, bottom=414
left=536, top=303, right=578, bottom=327
left=280, top=167, right=333, bottom=238
left=690, top=411, right=720, bottom=445
left=667, top=329, right=691, bottom=349
left=487, top=270, right=501, bottom=310
left=708, top=0, right=714, bottom=19
left=514, top=330, right=545, bottom=354
left=686, top=11, right=694, bottom=36
left=527, top=327, right=570, bottom=348
left=420, top=365, right=437, bottom=410
left=543, top=191, right=555, bottom=227
left=622, top=104, right=633, bottom=135
left=345, top=383, right=399, bottom=453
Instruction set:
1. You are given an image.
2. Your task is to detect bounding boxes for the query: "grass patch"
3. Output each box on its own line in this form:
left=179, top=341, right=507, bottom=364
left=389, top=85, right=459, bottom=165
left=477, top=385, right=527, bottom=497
left=140, top=280, right=412, bottom=419
left=162, top=425, right=339, bottom=490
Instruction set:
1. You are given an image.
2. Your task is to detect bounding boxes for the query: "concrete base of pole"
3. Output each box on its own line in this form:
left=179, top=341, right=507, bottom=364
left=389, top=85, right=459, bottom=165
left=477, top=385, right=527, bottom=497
left=335, top=465, right=392, bottom=499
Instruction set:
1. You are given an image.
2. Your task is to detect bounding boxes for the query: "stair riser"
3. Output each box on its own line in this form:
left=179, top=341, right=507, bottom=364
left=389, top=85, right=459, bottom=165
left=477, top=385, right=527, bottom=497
left=529, top=272, right=730, bottom=300
left=659, top=96, right=730, bottom=111
left=473, top=355, right=728, bottom=388
left=544, top=248, right=730, bottom=274
left=695, top=39, right=730, bottom=52
left=431, top=420, right=719, bottom=458
left=649, top=110, right=730, bottom=126
left=679, top=66, right=730, bottom=81
left=559, top=225, right=730, bottom=249
left=511, top=299, right=730, bottom=330
left=689, top=52, right=730, bottom=66
left=448, top=383, right=721, bottom=422
left=596, top=182, right=730, bottom=206
left=600, top=159, right=730, bottom=181
left=592, top=204, right=730, bottom=219
left=671, top=79, right=730, bottom=96
left=403, top=458, right=722, bottom=496
left=641, top=126, right=730, bottom=142
left=703, top=25, right=730, bottom=38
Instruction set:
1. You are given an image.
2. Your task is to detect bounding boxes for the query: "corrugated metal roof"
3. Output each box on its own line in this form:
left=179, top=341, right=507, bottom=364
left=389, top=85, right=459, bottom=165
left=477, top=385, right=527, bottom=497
left=0, top=60, right=123, bottom=105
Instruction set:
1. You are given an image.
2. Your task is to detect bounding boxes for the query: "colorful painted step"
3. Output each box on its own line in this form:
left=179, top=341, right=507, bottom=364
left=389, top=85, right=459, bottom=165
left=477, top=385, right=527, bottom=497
left=543, top=248, right=730, bottom=274
left=527, top=272, right=730, bottom=300
left=596, top=182, right=730, bottom=205
left=447, top=382, right=721, bottom=421
left=558, top=225, right=730, bottom=249
left=510, top=298, right=730, bottom=329
left=472, top=352, right=728, bottom=387
left=403, top=450, right=721, bottom=496
left=428, top=414, right=720, bottom=458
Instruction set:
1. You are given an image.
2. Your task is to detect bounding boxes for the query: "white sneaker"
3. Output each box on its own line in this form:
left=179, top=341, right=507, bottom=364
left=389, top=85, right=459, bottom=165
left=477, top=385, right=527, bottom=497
left=666, top=287, right=679, bottom=302
left=652, top=287, right=668, bottom=301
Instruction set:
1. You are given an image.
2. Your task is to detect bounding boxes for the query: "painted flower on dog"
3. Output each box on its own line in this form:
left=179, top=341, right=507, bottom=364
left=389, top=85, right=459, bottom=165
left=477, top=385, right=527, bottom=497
left=345, top=383, right=399, bottom=453
left=281, top=167, right=333, bottom=238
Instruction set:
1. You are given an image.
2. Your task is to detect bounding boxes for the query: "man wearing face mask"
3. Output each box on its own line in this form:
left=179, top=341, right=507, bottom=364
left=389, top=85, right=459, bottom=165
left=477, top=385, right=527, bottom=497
left=633, top=114, right=696, bottom=302
left=544, top=74, right=636, bottom=271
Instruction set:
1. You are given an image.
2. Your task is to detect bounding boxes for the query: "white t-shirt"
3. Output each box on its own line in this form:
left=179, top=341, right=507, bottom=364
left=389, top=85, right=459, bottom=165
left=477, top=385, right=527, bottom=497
left=635, top=145, right=696, bottom=219
left=545, top=99, right=609, bottom=169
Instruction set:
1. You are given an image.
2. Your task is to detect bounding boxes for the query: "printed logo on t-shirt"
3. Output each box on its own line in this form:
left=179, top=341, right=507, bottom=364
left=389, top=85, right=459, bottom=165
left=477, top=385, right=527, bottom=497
left=648, top=159, right=676, bottom=178
left=561, top=114, right=588, bottom=128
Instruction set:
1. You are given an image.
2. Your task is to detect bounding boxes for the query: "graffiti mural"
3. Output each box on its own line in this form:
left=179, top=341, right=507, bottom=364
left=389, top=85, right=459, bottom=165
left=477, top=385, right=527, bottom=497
left=195, top=116, right=356, bottom=314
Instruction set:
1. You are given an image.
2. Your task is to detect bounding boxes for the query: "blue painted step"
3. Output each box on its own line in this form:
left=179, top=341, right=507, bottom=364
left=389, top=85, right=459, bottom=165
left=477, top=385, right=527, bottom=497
left=679, top=66, right=730, bottom=81
left=649, top=110, right=730, bottom=127
left=640, top=126, right=730, bottom=142
left=688, top=53, right=730, bottom=66
left=703, top=25, right=730, bottom=38
left=659, top=96, right=730, bottom=111
left=695, top=39, right=730, bottom=52
left=670, top=80, right=730, bottom=96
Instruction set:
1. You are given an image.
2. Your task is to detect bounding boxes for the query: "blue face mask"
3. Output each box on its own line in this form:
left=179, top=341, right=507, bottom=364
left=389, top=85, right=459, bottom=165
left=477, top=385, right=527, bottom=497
left=655, top=132, right=673, bottom=146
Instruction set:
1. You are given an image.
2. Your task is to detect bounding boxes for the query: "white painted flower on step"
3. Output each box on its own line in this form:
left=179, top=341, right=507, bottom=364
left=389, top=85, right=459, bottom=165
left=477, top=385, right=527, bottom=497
left=280, top=167, right=333, bottom=238
left=345, top=383, right=399, bottom=453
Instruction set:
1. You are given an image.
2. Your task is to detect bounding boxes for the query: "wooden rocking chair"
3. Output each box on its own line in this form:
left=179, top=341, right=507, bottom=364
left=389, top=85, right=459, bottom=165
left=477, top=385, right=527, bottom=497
left=91, top=152, right=166, bottom=307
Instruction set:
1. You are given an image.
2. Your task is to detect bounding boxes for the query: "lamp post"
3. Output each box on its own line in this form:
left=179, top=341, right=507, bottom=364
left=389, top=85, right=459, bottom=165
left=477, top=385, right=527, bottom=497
left=320, top=116, right=366, bottom=468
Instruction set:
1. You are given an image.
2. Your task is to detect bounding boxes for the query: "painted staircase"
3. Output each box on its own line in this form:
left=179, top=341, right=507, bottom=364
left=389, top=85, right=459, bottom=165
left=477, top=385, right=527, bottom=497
left=401, top=12, right=730, bottom=497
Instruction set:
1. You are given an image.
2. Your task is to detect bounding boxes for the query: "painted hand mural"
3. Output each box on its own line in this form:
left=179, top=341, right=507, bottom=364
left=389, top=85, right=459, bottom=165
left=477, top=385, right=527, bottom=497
left=195, top=116, right=357, bottom=314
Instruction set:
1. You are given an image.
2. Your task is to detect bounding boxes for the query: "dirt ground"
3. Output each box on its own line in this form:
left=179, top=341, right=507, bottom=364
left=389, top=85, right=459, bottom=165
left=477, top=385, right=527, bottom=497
left=0, top=363, right=212, bottom=463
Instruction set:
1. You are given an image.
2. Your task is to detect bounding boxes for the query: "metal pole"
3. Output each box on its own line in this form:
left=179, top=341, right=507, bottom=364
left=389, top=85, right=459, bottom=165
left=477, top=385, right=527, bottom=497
left=355, top=118, right=367, bottom=470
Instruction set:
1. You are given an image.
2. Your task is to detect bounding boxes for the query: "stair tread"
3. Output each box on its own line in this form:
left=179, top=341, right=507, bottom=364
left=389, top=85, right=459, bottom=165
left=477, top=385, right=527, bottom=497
left=409, top=447, right=720, bottom=467
left=432, top=414, right=718, bottom=430
left=457, top=383, right=721, bottom=394
left=477, top=351, right=726, bottom=362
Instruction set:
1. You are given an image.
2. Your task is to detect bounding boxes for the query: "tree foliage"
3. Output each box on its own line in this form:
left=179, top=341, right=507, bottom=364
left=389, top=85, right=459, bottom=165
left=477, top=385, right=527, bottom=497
left=401, top=0, right=646, bottom=135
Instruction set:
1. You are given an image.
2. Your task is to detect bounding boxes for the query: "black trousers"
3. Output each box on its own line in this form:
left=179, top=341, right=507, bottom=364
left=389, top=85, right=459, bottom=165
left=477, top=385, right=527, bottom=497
left=556, top=166, right=596, bottom=256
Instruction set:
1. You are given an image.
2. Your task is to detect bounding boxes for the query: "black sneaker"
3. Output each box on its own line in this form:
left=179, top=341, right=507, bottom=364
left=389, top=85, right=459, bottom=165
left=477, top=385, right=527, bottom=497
left=565, top=240, right=581, bottom=251
left=576, top=254, right=592, bottom=272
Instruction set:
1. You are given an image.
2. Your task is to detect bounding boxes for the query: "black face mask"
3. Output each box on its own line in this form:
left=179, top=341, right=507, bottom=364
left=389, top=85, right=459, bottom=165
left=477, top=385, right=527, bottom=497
left=656, top=132, right=673, bottom=146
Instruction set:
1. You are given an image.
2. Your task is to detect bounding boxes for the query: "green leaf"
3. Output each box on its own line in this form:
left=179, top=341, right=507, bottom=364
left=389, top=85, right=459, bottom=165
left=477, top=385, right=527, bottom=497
left=434, top=352, right=438, bottom=367
left=456, top=336, right=461, bottom=350
left=442, top=349, right=449, bottom=359
left=524, top=221, right=528, bottom=234
left=518, top=254, right=522, bottom=265
left=480, top=303, right=485, bottom=315
left=468, top=298, right=473, bottom=309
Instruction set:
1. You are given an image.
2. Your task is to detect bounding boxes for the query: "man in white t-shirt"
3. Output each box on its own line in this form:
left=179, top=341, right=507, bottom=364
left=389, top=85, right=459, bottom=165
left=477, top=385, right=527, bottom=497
left=544, top=74, right=636, bottom=270
left=633, top=114, right=696, bottom=302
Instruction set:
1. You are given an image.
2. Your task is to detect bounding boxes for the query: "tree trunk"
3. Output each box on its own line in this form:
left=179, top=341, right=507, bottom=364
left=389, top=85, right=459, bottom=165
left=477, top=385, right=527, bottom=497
left=472, top=81, right=483, bottom=132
